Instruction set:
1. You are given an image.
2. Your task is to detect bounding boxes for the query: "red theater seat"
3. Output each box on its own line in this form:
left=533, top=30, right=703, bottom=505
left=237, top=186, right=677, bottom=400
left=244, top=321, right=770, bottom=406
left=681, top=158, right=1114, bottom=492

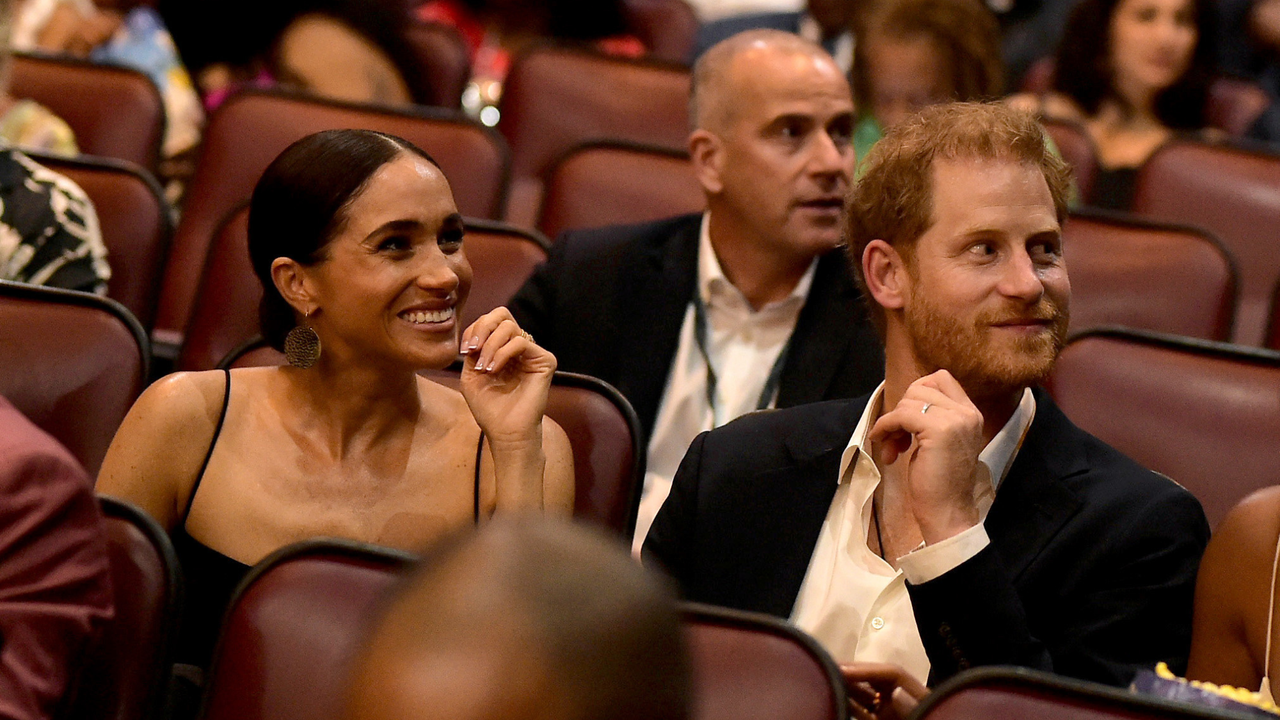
left=402, top=21, right=471, bottom=108
left=1041, top=118, right=1098, bottom=202
left=1064, top=210, right=1236, bottom=341
left=683, top=603, right=848, bottom=720
left=0, top=282, right=148, bottom=474
left=11, top=53, right=164, bottom=170
left=537, top=141, right=704, bottom=240
left=624, top=0, right=699, bottom=63
left=1046, top=329, right=1280, bottom=528
left=1132, top=139, right=1280, bottom=345
left=63, top=496, right=181, bottom=720
left=498, top=46, right=690, bottom=226
left=200, top=540, right=410, bottom=720
left=914, top=666, right=1228, bottom=720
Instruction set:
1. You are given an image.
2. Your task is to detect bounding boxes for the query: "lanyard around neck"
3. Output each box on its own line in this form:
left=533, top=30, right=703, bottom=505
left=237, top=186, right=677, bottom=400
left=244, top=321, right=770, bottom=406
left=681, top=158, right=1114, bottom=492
left=691, top=292, right=792, bottom=428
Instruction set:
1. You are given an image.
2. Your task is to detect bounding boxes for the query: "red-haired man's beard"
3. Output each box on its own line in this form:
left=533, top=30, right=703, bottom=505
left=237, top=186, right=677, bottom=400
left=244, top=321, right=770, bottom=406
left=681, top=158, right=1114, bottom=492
left=902, top=291, right=1069, bottom=401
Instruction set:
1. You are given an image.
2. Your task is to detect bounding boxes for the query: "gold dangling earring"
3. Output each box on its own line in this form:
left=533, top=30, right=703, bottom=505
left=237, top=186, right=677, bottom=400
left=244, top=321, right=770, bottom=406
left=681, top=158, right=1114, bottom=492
left=284, top=309, right=321, bottom=369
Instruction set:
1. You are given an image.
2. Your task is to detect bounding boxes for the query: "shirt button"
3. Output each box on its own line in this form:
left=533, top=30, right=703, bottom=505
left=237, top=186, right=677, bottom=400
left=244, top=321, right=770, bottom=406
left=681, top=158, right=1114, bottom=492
left=871, top=616, right=885, bottom=630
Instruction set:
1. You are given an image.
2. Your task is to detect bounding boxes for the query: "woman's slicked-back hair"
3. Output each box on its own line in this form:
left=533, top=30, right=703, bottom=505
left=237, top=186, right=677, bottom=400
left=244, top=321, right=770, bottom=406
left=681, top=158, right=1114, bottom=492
left=1051, top=0, right=1216, bottom=129
left=247, top=129, right=440, bottom=350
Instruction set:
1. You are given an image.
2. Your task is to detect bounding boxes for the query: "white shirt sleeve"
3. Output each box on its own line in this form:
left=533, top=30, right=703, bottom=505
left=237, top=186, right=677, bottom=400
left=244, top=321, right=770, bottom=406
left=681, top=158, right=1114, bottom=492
left=897, top=523, right=990, bottom=585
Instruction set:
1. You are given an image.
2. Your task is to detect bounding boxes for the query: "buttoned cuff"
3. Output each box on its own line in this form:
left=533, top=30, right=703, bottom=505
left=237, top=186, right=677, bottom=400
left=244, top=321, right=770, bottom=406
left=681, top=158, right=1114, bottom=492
left=897, top=524, right=990, bottom=585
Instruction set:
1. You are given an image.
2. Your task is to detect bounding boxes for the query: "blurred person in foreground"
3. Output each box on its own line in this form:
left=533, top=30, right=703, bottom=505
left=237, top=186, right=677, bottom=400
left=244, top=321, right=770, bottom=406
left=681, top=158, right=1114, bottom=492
left=510, top=30, right=884, bottom=554
left=0, top=395, right=112, bottom=720
left=645, top=102, right=1209, bottom=693
left=345, top=518, right=690, bottom=720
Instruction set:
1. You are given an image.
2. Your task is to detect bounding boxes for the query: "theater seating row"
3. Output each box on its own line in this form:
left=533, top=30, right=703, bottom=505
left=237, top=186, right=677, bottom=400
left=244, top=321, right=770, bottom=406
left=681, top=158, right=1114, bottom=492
left=81, top=504, right=1240, bottom=720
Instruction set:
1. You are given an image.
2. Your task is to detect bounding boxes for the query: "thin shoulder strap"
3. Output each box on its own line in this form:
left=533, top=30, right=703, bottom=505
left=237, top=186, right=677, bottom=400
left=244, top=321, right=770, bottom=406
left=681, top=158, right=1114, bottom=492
left=183, top=368, right=232, bottom=522
left=1265, top=528, right=1280, bottom=683
left=473, top=431, right=485, bottom=525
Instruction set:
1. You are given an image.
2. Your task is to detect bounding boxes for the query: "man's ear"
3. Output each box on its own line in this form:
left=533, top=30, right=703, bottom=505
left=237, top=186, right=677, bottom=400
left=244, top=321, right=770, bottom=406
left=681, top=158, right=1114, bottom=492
left=689, top=129, right=724, bottom=195
left=270, top=257, right=319, bottom=315
left=862, top=239, right=909, bottom=311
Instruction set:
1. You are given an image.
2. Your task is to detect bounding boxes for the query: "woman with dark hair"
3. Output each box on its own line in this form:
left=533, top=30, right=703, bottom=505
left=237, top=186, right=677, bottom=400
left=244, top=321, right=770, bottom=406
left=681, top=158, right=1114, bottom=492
left=1008, top=0, right=1215, bottom=209
left=852, top=0, right=1005, bottom=165
left=96, top=129, right=574, bottom=670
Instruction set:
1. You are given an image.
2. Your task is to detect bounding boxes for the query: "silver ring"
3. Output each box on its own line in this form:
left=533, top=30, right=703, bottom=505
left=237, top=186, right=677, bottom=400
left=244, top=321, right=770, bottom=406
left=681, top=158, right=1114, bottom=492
left=921, top=402, right=932, bottom=414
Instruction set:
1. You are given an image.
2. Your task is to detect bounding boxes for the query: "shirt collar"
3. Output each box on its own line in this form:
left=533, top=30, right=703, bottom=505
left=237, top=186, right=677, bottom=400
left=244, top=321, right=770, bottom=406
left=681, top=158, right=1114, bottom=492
left=838, top=383, right=1037, bottom=494
left=697, top=212, right=818, bottom=310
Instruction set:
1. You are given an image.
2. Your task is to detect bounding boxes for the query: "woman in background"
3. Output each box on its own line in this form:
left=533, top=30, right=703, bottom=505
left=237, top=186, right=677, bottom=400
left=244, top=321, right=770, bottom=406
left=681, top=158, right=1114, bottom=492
left=1008, top=0, right=1215, bottom=209
left=851, top=0, right=1004, bottom=167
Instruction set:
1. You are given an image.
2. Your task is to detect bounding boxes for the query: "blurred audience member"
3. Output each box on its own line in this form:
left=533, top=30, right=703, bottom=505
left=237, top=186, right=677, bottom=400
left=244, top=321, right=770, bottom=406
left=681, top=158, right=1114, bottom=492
left=416, top=0, right=643, bottom=120
left=159, top=0, right=427, bottom=111
left=345, top=518, right=691, bottom=720
left=0, top=145, right=108, bottom=293
left=852, top=0, right=1003, bottom=163
left=1211, top=0, right=1280, bottom=144
left=11, top=0, right=204, bottom=159
left=510, top=30, right=884, bottom=554
left=1186, top=486, right=1280, bottom=699
left=694, top=0, right=862, bottom=72
left=995, top=0, right=1083, bottom=91
left=0, top=0, right=75, bottom=154
left=0, top=395, right=113, bottom=720
left=1007, top=0, right=1215, bottom=209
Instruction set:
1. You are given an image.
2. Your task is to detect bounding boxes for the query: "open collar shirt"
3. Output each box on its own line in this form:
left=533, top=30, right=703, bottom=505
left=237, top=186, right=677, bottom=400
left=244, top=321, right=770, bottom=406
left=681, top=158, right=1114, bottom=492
left=790, top=383, right=1036, bottom=682
left=632, top=213, right=816, bottom=553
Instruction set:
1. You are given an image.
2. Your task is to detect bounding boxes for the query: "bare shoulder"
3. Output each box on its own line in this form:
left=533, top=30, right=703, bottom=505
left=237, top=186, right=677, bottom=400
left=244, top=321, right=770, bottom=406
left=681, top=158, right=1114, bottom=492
left=416, top=373, right=475, bottom=422
left=95, top=370, right=233, bottom=527
left=1212, top=487, right=1280, bottom=563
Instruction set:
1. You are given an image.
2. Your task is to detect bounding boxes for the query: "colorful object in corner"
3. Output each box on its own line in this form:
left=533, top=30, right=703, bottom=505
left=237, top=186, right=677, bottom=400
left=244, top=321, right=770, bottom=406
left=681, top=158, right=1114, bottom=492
left=1130, top=663, right=1280, bottom=717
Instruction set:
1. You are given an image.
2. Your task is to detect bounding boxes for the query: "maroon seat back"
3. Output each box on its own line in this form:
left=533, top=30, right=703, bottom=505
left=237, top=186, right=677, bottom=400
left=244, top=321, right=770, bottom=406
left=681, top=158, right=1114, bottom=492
left=623, top=0, right=699, bottom=63
left=458, top=219, right=550, bottom=329
left=154, top=91, right=509, bottom=346
left=1042, top=118, right=1098, bottom=202
left=1132, top=139, right=1280, bottom=345
left=1064, top=210, right=1236, bottom=341
left=498, top=46, right=690, bottom=225
left=26, top=151, right=172, bottom=330
left=537, top=141, right=704, bottom=239
left=1046, top=329, right=1280, bottom=528
left=0, top=282, right=148, bottom=474
left=915, top=666, right=1230, bottom=720
left=402, top=21, right=471, bottom=108
left=11, top=53, right=164, bottom=170
left=682, top=603, right=848, bottom=720
left=178, top=211, right=546, bottom=372
left=63, top=496, right=181, bottom=720
left=199, top=540, right=411, bottom=720
left=219, top=350, right=643, bottom=536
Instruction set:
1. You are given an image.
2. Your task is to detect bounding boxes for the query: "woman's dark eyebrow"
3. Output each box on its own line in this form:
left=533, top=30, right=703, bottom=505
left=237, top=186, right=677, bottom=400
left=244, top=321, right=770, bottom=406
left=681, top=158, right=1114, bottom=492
left=363, top=219, right=421, bottom=242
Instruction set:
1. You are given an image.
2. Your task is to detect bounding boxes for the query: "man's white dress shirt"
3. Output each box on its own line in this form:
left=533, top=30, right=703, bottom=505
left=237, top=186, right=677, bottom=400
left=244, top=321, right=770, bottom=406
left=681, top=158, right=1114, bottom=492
left=790, top=384, right=1036, bottom=682
left=632, top=214, right=816, bottom=554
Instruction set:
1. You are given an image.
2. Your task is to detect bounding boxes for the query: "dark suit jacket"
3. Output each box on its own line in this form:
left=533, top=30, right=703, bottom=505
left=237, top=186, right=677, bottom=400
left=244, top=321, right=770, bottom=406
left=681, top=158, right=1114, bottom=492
left=0, top=396, right=113, bottom=720
left=643, top=389, right=1210, bottom=687
left=508, top=213, right=885, bottom=440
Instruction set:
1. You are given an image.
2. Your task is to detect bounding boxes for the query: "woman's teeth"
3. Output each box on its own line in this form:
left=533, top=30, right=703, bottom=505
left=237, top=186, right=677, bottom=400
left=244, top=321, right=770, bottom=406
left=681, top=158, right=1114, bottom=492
left=403, top=308, right=454, bottom=324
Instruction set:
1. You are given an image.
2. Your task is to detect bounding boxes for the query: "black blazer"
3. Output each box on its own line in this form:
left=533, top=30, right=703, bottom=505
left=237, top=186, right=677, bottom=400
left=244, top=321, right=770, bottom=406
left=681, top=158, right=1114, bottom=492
left=508, top=214, right=885, bottom=439
left=644, top=389, right=1210, bottom=687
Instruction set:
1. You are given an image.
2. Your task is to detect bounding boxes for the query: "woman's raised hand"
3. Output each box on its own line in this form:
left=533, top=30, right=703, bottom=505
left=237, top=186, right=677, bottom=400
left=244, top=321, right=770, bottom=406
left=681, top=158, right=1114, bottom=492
left=458, top=307, right=557, bottom=446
